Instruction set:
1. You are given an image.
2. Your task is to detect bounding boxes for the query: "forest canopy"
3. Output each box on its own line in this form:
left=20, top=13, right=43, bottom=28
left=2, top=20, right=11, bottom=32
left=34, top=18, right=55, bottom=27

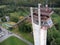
left=0, top=0, right=60, bottom=7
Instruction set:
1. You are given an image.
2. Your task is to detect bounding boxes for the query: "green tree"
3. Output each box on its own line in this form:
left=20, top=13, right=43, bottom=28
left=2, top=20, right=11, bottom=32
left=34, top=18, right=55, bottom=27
left=10, top=16, right=19, bottom=22
left=47, top=26, right=60, bottom=45
left=18, top=21, right=32, bottom=33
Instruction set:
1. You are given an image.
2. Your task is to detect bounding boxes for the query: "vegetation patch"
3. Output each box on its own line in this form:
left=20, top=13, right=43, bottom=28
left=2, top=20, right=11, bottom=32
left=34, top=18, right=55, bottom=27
left=0, top=36, right=28, bottom=45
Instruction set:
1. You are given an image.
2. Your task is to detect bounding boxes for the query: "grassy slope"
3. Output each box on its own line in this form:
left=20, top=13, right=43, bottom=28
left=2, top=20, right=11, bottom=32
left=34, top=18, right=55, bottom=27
left=0, top=36, right=28, bottom=45
left=11, top=27, right=34, bottom=43
left=20, top=32, right=34, bottom=43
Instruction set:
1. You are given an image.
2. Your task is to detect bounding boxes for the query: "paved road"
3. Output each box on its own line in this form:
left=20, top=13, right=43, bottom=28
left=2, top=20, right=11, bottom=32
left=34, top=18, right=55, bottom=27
left=0, top=27, right=13, bottom=42
left=0, top=27, right=33, bottom=45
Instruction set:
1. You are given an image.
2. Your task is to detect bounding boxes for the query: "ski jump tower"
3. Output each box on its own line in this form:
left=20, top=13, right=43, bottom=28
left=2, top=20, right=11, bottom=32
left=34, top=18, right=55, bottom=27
left=30, top=4, right=54, bottom=45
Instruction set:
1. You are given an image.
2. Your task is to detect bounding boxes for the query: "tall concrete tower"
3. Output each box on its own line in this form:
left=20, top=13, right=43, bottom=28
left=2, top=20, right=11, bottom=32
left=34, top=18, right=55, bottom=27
left=30, top=4, right=54, bottom=45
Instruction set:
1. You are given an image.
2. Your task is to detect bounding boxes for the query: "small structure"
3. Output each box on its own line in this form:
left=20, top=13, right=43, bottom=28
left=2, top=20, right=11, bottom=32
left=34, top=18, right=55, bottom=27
left=0, top=18, right=2, bottom=22
left=30, top=4, right=54, bottom=45
left=5, top=16, right=10, bottom=22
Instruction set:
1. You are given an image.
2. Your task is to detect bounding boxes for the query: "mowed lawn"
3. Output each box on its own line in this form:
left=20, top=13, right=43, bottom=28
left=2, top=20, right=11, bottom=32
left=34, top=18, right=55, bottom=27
left=0, top=36, right=28, bottom=45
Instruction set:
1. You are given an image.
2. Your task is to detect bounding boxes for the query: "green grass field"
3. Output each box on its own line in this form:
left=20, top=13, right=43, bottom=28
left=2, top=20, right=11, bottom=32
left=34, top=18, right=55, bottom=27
left=20, top=32, right=34, bottom=43
left=0, top=36, right=28, bottom=45
left=11, top=27, right=34, bottom=43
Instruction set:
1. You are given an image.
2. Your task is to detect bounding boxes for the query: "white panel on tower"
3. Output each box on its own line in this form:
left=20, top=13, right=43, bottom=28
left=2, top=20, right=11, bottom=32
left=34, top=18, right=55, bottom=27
left=33, top=23, right=40, bottom=45
left=40, top=27, right=47, bottom=45
left=30, top=7, right=40, bottom=45
left=47, top=18, right=53, bottom=27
